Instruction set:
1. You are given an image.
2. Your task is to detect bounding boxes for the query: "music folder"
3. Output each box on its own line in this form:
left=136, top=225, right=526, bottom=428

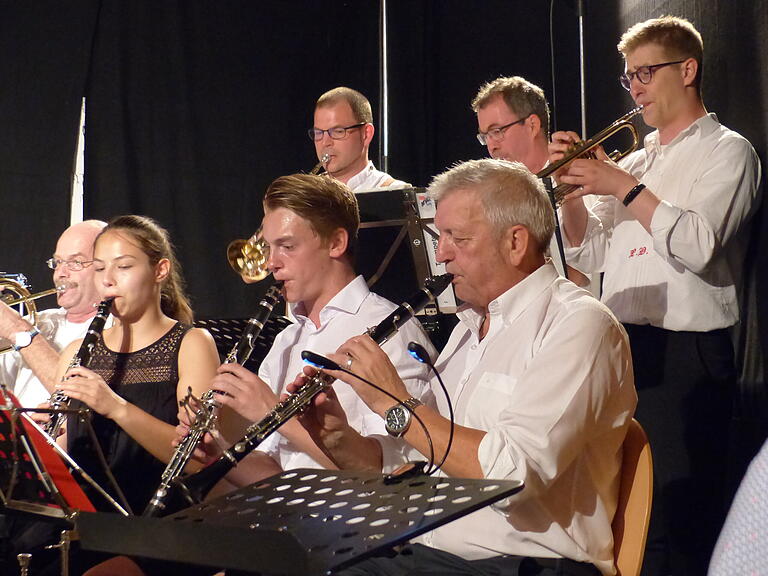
left=0, top=387, right=94, bottom=521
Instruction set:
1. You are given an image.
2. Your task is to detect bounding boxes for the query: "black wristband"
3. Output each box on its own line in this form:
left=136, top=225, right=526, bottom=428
left=622, top=183, right=646, bottom=206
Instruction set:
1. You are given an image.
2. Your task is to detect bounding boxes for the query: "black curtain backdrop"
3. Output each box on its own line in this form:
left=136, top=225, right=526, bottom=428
left=0, top=1, right=100, bottom=289
left=1, top=0, right=766, bottom=472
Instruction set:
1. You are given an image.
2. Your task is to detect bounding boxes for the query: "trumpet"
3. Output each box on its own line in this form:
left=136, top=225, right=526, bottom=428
left=226, top=230, right=270, bottom=283
left=1, top=282, right=73, bottom=307
left=226, top=154, right=330, bottom=282
left=538, top=106, right=643, bottom=204
left=310, top=152, right=331, bottom=176
left=0, top=280, right=74, bottom=355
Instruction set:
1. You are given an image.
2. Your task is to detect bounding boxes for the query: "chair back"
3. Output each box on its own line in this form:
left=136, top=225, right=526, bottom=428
left=612, top=418, right=653, bottom=576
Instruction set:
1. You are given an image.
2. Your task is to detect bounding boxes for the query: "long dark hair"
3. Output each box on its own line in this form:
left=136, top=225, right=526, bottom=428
left=97, top=215, right=194, bottom=324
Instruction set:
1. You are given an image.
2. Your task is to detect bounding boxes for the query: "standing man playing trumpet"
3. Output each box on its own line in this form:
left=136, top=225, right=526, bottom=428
left=550, top=16, right=761, bottom=575
left=310, top=87, right=408, bottom=192
left=0, top=220, right=107, bottom=407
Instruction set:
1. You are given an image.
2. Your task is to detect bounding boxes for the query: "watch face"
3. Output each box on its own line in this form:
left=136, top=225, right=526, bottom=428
left=385, top=405, right=409, bottom=436
left=15, top=332, right=32, bottom=348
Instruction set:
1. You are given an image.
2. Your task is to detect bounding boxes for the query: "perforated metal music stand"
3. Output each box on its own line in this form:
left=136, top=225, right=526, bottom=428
left=77, top=467, right=523, bottom=575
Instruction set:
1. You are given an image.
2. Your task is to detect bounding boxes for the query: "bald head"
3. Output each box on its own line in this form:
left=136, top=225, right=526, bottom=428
left=53, top=220, right=107, bottom=320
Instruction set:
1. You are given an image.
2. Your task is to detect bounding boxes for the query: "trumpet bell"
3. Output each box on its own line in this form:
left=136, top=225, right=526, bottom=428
left=226, top=233, right=270, bottom=283
left=0, top=279, right=37, bottom=355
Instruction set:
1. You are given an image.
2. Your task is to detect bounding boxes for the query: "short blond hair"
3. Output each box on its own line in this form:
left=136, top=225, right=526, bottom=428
left=618, top=16, right=704, bottom=91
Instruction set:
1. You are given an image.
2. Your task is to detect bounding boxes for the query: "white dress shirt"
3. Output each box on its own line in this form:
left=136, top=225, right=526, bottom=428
left=564, top=114, right=761, bottom=331
left=396, top=264, right=636, bottom=575
left=0, top=308, right=93, bottom=407
left=258, top=275, right=436, bottom=471
left=347, top=160, right=409, bottom=193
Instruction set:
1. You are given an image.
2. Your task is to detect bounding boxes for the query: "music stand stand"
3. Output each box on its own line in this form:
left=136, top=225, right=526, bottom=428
left=78, top=467, right=523, bottom=575
left=356, top=187, right=457, bottom=313
left=0, top=393, right=95, bottom=522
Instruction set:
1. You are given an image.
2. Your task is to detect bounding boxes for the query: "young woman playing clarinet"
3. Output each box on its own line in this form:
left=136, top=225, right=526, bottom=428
left=56, top=214, right=220, bottom=515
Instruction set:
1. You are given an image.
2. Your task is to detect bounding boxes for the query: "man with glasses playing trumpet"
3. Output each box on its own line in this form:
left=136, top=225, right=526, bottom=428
left=549, top=16, right=761, bottom=576
left=309, top=86, right=408, bottom=192
left=472, top=76, right=589, bottom=286
left=0, top=220, right=107, bottom=408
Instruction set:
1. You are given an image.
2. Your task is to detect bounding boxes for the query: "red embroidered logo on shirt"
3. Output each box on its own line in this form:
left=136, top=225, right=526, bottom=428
left=628, top=246, right=649, bottom=258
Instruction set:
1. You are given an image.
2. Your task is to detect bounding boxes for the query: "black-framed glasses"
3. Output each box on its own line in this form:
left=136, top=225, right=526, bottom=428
left=308, top=122, right=366, bottom=142
left=46, top=258, right=93, bottom=271
left=619, top=59, right=687, bottom=91
left=476, top=115, right=530, bottom=145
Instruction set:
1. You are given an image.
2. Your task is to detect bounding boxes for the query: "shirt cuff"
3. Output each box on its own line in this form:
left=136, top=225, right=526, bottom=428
left=477, top=429, right=518, bottom=480
left=374, top=434, right=416, bottom=474
left=650, top=199, right=683, bottom=259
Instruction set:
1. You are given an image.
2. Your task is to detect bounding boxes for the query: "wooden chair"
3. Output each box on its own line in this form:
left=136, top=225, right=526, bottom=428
left=612, top=418, right=653, bottom=576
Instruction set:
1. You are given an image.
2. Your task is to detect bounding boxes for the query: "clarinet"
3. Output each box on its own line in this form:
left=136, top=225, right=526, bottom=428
left=142, top=282, right=283, bottom=517
left=170, top=273, right=453, bottom=511
left=44, top=298, right=114, bottom=438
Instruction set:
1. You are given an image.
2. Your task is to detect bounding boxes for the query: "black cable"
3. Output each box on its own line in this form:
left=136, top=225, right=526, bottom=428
left=407, top=342, right=454, bottom=475
left=301, top=351, right=435, bottom=473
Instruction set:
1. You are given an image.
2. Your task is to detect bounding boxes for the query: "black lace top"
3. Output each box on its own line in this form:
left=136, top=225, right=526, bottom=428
left=67, top=322, right=190, bottom=514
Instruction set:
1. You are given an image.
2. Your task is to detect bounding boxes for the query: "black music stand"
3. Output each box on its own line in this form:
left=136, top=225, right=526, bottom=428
left=78, top=467, right=523, bottom=575
left=194, top=315, right=292, bottom=371
left=356, top=188, right=458, bottom=347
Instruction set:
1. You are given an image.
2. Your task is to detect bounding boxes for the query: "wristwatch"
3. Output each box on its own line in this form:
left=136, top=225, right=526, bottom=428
left=384, top=397, right=423, bottom=437
left=11, top=327, right=40, bottom=352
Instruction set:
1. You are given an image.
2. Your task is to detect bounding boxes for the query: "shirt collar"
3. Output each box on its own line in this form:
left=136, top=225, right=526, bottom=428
left=346, top=160, right=376, bottom=191
left=456, top=263, right=559, bottom=336
left=644, top=112, right=719, bottom=155
left=290, top=275, right=370, bottom=327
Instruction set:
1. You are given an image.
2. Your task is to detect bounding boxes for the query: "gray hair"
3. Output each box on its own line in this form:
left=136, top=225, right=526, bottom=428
left=427, top=159, right=555, bottom=252
left=471, top=76, right=550, bottom=137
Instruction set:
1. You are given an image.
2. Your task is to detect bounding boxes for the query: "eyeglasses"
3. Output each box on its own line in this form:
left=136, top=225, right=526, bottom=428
left=308, top=122, right=366, bottom=142
left=476, top=115, right=530, bottom=146
left=619, top=59, right=686, bottom=91
left=46, top=258, right=93, bottom=271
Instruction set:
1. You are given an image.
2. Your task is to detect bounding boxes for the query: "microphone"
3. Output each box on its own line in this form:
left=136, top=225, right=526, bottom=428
left=301, top=350, right=342, bottom=371
left=407, top=342, right=432, bottom=364
left=407, top=340, right=455, bottom=475
left=300, top=349, right=435, bottom=474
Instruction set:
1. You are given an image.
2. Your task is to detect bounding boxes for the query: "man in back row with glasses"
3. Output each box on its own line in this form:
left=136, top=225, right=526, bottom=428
left=550, top=15, right=761, bottom=575
left=309, top=86, right=408, bottom=192
left=0, top=220, right=107, bottom=408
left=471, top=75, right=589, bottom=285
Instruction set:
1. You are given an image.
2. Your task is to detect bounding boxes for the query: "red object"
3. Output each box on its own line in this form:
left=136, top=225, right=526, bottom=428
left=0, top=387, right=95, bottom=513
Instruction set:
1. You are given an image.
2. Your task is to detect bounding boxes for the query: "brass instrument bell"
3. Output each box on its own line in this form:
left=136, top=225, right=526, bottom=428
left=226, top=154, right=330, bottom=283
left=226, top=230, right=270, bottom=283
